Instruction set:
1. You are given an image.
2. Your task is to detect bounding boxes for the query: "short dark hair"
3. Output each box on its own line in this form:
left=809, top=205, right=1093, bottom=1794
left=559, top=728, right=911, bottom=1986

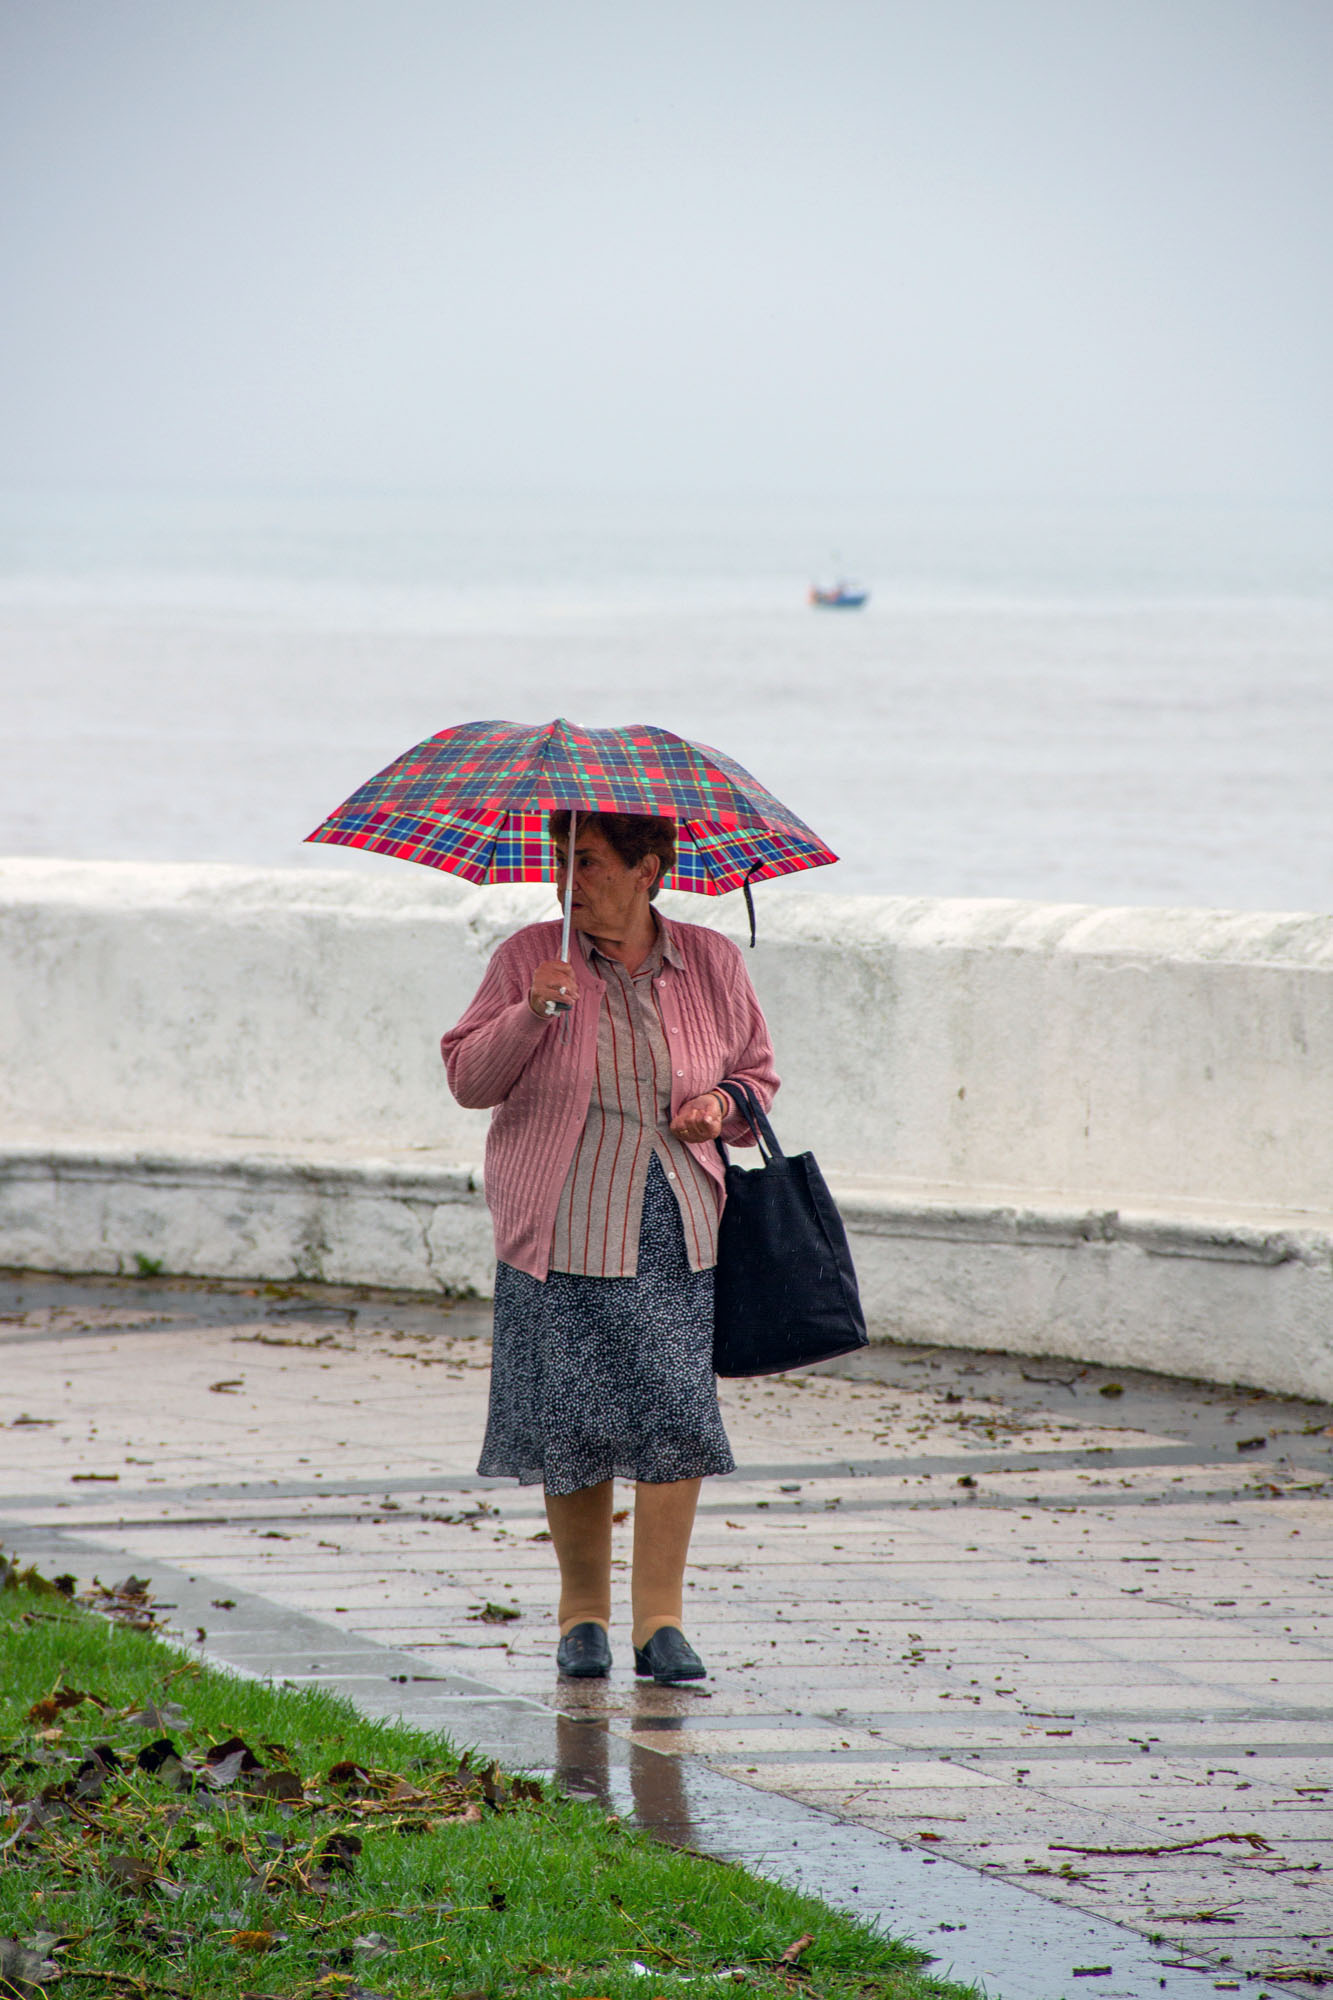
left=548, top=810, right=677, bottom=901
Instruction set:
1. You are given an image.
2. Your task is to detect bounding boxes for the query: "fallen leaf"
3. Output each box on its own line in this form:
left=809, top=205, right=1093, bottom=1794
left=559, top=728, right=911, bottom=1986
left=474, top=1602, right=521, bottom=1623
left=352, top=1933, right=392, bottom=1958
left=27, top=1686, right=106, bottom=1726
left=315, top=1832, right=362, bottom=1875
left=102, top=1853, right=164, bottom=1892
left=70, top=1472, right=119, bottom=1482
left=74, top=1745, right=122, bottom=1797
left=209, top=1379, right=246, bottom=1394
left=0, top=1936, right=63, bottom=1998
left=109, top=1575, right=152, bottom=1599
left=204, top=1745, right=260, bottom=1789
left=231, top=1930, right=278, bottom=1953
left=327, top=1760, right=372, bottom=1789
left=122, top=1699, right=188, bottom=1729
left=779, top=1933, right=815, bottom=1967
left=384, top=1777, right=431, bottom=1805
left=1, top=1559, right=75, bottom=1598
left=250, top=1769, right=304, bottom=1804
left=76, top=1575, right=161, bottom=1631
left=21, top=1934, right=64, bottom=1962
left=206, top=1735, right=264, bottom=1770
left=445, top=1802, right=484, bottom=1824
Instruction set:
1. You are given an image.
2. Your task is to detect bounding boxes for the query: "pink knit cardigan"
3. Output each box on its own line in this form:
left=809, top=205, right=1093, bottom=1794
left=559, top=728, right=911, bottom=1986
left=441, top=914, right=779, bottom=1280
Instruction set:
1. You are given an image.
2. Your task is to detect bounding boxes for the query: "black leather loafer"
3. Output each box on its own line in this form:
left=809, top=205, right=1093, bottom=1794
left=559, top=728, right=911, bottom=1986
left=633, top=1627, right=706, bottom=1684
left=556, top=1622, right=612, bottom=1679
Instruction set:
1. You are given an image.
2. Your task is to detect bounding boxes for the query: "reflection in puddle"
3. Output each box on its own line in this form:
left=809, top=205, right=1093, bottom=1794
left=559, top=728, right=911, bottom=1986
left=554, top=1708, right=695, bottom=1846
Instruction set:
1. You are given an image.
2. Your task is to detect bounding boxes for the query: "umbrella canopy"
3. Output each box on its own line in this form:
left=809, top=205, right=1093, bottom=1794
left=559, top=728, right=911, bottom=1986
left=305, top=717, right=836, bottom=899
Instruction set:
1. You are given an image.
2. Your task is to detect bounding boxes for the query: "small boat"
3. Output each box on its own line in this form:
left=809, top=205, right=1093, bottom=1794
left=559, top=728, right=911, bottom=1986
left=809, top=580, right=869, bottom=609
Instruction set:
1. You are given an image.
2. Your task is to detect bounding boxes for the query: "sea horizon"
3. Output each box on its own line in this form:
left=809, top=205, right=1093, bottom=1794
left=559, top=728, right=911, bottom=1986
left=2, top=485, right=1331, bottom=916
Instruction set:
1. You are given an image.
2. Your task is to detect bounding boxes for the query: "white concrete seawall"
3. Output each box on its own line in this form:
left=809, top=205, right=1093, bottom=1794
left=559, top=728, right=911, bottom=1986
left=3, top=857, right=1331, bottom=1397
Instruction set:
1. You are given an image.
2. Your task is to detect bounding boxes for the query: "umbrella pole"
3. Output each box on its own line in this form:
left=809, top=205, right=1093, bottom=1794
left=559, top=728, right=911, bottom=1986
left=559, top=806, right=577, bottom=963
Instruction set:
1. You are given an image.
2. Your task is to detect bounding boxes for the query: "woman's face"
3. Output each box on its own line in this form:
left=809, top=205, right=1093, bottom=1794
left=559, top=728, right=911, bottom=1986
left=553, top=824, right=658, bottom=937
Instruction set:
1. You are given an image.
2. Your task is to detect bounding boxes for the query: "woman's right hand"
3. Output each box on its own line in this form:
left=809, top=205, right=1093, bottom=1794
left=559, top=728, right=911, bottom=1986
left=528, top=959, right=577, bottom=1019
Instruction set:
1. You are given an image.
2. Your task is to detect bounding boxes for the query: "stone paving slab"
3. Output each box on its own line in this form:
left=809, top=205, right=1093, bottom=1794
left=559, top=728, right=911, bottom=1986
left=2, top=1270, right=1332, bottom=1998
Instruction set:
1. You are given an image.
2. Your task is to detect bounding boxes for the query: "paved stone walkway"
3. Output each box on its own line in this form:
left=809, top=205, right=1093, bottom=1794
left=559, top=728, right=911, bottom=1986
left=2, top=1271, right=1331, bottom=1998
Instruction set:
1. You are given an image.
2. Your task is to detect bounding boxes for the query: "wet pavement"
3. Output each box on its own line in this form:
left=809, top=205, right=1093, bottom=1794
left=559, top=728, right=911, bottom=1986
left=2, top=1270, right=1331, bottom=1999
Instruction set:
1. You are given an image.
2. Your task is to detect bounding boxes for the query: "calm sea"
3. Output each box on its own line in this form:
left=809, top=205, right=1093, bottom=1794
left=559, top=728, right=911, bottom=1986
left=1, top=488, right=1330, bottom=912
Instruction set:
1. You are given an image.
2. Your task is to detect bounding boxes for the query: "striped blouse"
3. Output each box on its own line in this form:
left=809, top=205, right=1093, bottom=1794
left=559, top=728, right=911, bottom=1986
left=549, top=924, right=721, bottom=1277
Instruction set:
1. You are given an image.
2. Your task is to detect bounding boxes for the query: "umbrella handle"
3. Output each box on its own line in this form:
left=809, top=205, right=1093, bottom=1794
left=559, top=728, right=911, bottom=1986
left=558, top=806, right=577, bottom=968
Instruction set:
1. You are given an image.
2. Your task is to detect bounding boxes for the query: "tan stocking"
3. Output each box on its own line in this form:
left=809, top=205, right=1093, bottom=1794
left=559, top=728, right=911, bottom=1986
left=631, top=1477, right=701, bottom=1648
left=544, top=1480, right=613, bottom=1635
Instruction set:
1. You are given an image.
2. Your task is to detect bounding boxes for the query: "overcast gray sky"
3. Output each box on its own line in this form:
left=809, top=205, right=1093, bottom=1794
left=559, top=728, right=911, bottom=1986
left=1, top=0, right=1329, bottom=500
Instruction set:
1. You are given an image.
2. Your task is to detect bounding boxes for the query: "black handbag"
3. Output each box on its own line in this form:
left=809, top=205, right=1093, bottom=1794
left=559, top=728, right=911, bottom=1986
left=712, top=1080, right=868, bottom=1378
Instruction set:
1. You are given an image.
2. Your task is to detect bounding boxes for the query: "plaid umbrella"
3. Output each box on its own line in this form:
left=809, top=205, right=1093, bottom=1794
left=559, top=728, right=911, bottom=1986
left=306, top=717, right=835, bottom=939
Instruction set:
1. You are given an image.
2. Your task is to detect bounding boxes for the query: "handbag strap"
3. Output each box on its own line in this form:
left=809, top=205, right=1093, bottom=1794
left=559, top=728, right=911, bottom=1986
left=717, top=1076, right=785, bottom=1164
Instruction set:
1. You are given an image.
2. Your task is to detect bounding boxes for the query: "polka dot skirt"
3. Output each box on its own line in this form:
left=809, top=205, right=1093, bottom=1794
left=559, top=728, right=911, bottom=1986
left=480, top=1155, right=735, bottom=1496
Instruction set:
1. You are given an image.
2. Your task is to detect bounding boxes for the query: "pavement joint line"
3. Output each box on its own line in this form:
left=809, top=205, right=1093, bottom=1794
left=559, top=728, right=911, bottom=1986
left=3, top=1484, right=1316, bottom=1523
left=5, top=1441, right=1332, bottom=1494
left=625, top=1711, right=1333, bottom=1736
left=2, top=1520, right=1239, bottom=2000
left=623, top=1739, right=1333, bottom=1763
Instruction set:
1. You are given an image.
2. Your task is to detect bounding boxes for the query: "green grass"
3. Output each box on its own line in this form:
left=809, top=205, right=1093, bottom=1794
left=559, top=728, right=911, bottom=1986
left=0, top=1561, right=978, bottom=2000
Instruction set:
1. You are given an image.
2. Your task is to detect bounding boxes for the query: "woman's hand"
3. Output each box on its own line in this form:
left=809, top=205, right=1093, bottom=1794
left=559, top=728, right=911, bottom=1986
left=670, top=1091, right=729, bottom=1144
left=528, top=959, right=577, bottom=1019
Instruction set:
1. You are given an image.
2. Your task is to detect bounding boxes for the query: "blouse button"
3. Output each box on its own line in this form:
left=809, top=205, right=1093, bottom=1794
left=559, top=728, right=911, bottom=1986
left=676, top=1069, right=684, bottom=1078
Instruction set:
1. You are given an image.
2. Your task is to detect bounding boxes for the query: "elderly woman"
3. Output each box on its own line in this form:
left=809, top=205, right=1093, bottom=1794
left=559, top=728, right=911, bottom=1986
left=441, top=810, right=777, bottom=1685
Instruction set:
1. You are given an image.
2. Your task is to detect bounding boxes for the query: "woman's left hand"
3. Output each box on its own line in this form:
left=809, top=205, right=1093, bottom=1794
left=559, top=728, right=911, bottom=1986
left=670, top=1091, right=728, bottom=1144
